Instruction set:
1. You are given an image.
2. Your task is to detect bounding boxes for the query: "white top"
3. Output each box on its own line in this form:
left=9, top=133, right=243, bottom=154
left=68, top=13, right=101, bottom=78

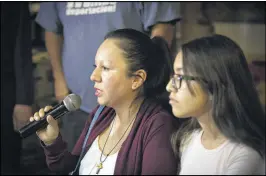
left=79, top=136, right=119, bottom=175
left=179, top=130, right=265, bottom=175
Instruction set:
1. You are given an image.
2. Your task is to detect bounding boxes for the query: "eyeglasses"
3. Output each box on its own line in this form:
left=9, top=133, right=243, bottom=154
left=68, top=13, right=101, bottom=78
left=171, top=74, right=197, bottom=91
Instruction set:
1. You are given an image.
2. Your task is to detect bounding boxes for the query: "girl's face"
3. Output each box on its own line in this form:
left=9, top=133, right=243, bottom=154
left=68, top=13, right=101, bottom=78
left=166, top=51, right=211, bottom=118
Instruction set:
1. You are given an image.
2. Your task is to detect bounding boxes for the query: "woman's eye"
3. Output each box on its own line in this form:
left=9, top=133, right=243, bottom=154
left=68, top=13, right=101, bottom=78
left=93, top=64, right=97, bottom=68
left=102, top=66, right=110, bottom=71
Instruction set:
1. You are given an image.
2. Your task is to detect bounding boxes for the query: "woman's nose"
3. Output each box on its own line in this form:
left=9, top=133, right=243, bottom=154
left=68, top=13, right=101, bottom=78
left=90, top=68, right=101, bottom=82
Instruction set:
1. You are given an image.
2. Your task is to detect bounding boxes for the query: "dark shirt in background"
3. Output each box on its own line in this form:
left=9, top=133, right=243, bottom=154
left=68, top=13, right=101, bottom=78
left=1, top=2, right=34, bottom=174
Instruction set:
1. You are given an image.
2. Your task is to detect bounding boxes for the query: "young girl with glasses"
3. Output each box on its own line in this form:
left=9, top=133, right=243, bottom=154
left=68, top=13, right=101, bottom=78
left=167, top=34, right=265, bottom=175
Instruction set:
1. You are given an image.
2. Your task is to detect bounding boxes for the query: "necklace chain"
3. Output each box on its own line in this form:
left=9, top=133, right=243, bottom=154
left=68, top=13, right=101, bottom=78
left=95, top=114, right=137, bottom=174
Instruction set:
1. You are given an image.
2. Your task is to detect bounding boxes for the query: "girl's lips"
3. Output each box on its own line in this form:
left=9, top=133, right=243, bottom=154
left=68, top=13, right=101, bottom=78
left=169, top=96, right=178, bottom=104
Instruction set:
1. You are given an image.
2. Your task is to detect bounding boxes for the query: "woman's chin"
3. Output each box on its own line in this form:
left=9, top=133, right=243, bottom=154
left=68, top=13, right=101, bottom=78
left=97, top=98, right=105, bottom=105
left=97, top=98, right=111, bottom=107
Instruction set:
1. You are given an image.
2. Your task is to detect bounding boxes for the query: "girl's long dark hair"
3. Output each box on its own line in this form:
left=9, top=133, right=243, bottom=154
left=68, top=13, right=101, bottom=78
left=172, top=35, right=265, bottom=163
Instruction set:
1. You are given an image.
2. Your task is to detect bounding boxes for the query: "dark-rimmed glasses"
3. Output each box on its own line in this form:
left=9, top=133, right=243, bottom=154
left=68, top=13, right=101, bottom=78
left=171, top=74, right=197, bottom=91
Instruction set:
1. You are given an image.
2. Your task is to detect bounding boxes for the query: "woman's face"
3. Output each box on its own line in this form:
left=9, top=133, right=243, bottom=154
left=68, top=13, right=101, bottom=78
left=166, top=51, right=211, bottom=118
left=90, top=39, right=136, bottom=107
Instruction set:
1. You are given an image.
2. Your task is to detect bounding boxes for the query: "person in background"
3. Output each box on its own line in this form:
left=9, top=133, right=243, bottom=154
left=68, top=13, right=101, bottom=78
left=167, top=34, right=265, bottom=175
left=1, top=2, right=34, bottom=174
left=35, top=2, right=181, bottom=151
left=30, top=29, right=180, bottom=175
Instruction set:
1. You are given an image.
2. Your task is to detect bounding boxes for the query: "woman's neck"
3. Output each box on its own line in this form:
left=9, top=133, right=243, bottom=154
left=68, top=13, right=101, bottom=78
left=113, top=97, right=144, bottom=125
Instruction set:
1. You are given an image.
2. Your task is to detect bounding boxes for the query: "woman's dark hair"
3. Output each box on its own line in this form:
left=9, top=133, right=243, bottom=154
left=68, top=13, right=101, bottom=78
left=171, top=34, right=265, bottom=161
left=104, top=28, right=173, bottom=103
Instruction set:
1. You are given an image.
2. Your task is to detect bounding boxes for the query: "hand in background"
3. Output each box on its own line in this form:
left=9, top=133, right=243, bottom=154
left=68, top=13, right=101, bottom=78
left=13, top=104, right=33, bottom=131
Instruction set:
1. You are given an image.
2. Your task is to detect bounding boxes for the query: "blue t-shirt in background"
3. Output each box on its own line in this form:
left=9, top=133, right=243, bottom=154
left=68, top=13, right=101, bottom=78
left=36, top=2, right=181, bottom=113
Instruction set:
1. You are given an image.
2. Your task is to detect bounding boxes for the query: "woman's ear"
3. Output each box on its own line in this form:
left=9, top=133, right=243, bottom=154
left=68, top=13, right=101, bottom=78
left=132, top=69, right=147, bottom=90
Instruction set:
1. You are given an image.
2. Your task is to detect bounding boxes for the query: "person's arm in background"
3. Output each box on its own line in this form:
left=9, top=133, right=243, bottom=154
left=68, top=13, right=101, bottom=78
left=140, top=2, right=181, bottom=48
left=151, top=23, right=175, bottom=48
left=35, top=2, right=69, bottom=102
left=13, top=3, right=34, bottom=130
left=45, top=32, right=67, bottom=102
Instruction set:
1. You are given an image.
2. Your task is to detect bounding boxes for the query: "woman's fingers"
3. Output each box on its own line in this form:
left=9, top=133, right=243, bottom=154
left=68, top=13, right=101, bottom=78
left=34, top=112, right=40, bottom=121
left=29, top=116, right=34, bottom=122
left=30, top=105, right=53, bottom=122
left=39, top=108, right=45, bottom=118
left=44, top=106, right=53, bottom=112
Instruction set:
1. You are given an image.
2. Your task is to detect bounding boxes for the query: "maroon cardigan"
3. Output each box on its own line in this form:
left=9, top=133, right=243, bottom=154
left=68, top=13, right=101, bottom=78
left=42, top=99, right=180, bottom=175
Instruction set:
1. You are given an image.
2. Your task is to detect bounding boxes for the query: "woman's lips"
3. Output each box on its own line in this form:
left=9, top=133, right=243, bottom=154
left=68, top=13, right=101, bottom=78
left=94, top=88, right=102, bottom=97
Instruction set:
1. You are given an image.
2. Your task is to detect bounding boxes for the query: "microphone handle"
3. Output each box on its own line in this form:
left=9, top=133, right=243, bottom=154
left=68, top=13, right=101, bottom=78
left=18, top=104, right=69, bottom=138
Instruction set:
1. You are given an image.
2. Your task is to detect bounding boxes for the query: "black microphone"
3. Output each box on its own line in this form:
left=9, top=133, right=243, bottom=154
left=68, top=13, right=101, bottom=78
left=18, top=94, right=82, bottom=138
